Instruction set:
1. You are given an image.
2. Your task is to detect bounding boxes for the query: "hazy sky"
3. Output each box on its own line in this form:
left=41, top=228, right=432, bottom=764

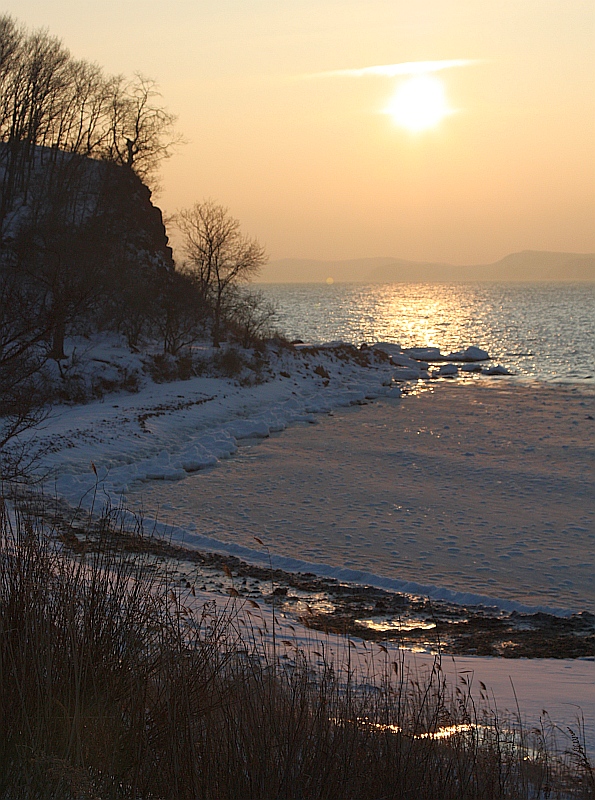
left=5, top=1, right=595, bottom=263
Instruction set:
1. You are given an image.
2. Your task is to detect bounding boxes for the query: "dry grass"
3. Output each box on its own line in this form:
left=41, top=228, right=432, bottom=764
left=0, top=499, right=592, bottom=799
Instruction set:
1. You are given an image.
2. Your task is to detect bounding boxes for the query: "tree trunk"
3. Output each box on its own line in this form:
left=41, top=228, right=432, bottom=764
left=212, top=297, right=222, bottom=348
left=49, top=316, right=66, bottom=360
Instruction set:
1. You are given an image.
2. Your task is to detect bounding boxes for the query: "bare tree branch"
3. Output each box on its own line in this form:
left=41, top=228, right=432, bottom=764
left=177, top=201, right=267, bottom=347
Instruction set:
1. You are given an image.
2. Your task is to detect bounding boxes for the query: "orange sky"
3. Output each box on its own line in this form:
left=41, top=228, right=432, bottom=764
left=5, top=0, right=595, bottom=264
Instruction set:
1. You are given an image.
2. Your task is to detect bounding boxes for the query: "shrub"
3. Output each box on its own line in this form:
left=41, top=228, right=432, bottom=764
left=212, top=347, right=245, bottom=379
left=144, top=352, right=198, bottom=383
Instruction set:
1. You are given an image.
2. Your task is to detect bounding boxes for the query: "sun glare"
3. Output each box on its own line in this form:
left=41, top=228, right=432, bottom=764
left=385, top=74, right=450, bottom=132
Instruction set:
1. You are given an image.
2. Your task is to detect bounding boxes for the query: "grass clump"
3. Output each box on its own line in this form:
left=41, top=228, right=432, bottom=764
left=0, top=500, right=592, bottom=799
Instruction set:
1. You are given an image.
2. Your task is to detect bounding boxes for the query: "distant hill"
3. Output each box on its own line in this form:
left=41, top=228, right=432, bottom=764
left=258, top=251, right=595, bottom=283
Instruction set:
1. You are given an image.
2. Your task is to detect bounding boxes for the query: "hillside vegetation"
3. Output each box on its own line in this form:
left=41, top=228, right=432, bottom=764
left=0, top=15, right=277, bottom=477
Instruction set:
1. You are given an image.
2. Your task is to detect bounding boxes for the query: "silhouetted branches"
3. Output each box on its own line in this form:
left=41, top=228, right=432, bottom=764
left=178, top=200, right=268, bottom=347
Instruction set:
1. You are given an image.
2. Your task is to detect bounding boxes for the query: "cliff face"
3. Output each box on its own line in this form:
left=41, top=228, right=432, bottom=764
left=0, top=143, right=174, bottom=274
left=0, top=145, right=176, bottom=361
left=100, top=162, right=174, bottom=273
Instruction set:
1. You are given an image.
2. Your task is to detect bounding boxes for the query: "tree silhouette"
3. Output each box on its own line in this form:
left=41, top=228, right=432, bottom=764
left=177, top=201, right=267, bottom=347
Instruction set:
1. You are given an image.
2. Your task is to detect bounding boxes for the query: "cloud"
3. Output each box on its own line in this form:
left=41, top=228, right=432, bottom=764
left=308, top=59, right=479, bottom=79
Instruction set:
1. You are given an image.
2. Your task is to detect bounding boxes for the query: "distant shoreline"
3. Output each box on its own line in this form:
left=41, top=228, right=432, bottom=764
left=258, top=250, right=595, bottom=283
left=256, top=277, right=595, bottom=284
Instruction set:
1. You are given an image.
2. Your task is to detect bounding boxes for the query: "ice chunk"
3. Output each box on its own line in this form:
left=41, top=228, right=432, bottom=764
left=390, top=354, right=429, bottom=370
left=372, top=342, right=402, bottom=356
left=392, top=367, right=423, bottom=381
left=446, top=346, right=490, bottom=362
left=461, top=363, right=483, bottom=372
left=404, top=347, right=444, bottom=361
left=483, top=364, right=511, bottom=375
left=227, top=420, right=271, bottom=439
left=436, top=364, right=458, bottom=377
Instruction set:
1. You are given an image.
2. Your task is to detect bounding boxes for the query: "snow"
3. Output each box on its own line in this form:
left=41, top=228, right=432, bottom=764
left=7, top=333, right=594, bottom=753
left=436, top=363, right=458, bottom=377
left=447, top=346, right=490, bottom=362
left=174, top=585, right=595, bottom=754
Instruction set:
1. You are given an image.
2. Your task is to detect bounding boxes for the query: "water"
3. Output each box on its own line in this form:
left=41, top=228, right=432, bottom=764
left=258, top=282, right=595, bottom=383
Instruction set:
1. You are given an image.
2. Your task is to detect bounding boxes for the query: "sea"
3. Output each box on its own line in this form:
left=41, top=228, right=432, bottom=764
left=258, top=282, right=595, bottom=384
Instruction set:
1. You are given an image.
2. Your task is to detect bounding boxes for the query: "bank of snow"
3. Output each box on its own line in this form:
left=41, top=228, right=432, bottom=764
left=37, top=340, right=395, bottom=503
left=17, top=335, right=552, bottom=618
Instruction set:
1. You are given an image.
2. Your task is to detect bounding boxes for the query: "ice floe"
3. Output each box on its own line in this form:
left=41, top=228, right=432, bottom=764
left=447, top=346, right=490, bottom=362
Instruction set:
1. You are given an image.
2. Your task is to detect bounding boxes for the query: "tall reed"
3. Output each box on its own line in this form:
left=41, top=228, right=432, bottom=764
left=0, top=499, right=592, bottom=799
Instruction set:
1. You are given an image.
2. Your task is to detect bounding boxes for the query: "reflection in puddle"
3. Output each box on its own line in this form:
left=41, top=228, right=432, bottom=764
left=355, top=718, right=478, bottom=739
left=355, top=617, right=437, bottom=632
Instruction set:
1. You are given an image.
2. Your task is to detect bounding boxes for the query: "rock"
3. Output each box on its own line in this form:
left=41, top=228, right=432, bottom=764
left=446, top=346, right=490, bottom=362
left=313, top=364, right=330, bottom=379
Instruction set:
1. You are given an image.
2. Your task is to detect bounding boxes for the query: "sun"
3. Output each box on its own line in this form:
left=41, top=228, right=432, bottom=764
left=385, top=74, right=450, bottom=132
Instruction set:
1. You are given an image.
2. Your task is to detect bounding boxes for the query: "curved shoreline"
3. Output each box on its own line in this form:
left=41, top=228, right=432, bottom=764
left=124, top=380, right=595, bottom=617
left=19, top=334, right=592, bottom=618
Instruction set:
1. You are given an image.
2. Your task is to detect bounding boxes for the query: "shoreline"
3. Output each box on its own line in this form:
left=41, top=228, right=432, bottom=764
left=55, top=518, right=595, bottom=660
left=14, top=338, right=593, bottom=624
left=13, top=351, right=594, bottom=751
left=124, top=380, right=595, bottom=618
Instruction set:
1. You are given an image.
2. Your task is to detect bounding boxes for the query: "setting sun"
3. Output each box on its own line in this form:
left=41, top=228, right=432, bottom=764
left=385, top=74, right=450, bottom=132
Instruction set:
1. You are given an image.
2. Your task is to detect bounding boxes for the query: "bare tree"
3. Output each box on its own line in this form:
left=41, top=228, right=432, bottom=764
left=177, top=201, right=267, bottom=347
left=151, top=271, right=210, bottom=356
left=0, top=17, right=180, bottom=236
left=105, top=73, right=180, bottom=185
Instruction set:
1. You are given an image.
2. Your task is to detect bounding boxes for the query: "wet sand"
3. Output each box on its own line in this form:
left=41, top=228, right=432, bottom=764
left=128, top=381, right=595, bottom=614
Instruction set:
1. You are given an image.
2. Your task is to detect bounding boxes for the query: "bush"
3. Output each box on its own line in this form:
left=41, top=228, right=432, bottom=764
left=144, top=352, right=198, bottom=383
left=212, top=347, right=246, bottom=379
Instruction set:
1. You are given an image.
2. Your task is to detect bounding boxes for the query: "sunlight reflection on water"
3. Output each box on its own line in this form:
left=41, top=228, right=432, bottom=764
left=259, top=282, right=595, bottom=382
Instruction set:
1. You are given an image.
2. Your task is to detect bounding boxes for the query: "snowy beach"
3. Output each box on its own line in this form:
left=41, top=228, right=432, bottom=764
left=122, top=376, right=595, bottom=749
left=17, top=336, right=594, bottom=750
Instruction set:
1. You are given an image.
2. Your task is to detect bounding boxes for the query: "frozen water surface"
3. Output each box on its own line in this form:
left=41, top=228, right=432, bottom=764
left=126, top=382, right=595, bottom=617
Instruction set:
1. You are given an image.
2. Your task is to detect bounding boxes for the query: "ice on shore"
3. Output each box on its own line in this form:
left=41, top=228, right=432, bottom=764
left=12, top=334, right=523, bottom=611
left=484, top=364, right=512, bottom=375
left=403, top=346, right=444, bottom=361
left=9, top=334, right=593, bottom=750
left=392, top=367, right=428, bottom=381
left=435, top=363, right=458, bottom=377
left=398, top=344, right=491, bottom=364
left=447, top=346, right=490, bottom=362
